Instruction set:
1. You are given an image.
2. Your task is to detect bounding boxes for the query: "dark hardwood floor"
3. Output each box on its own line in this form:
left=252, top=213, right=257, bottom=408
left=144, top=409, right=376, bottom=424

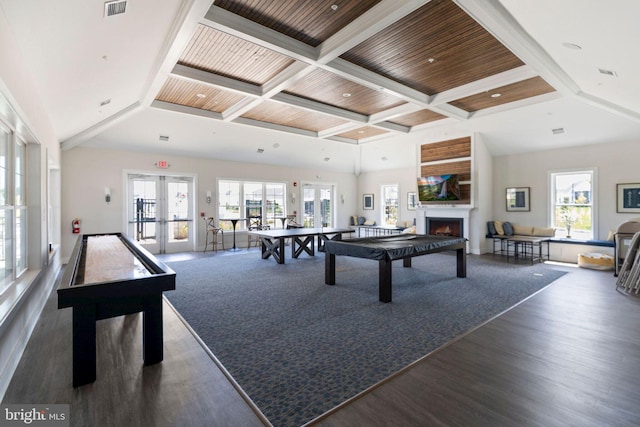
left=309, top=262, right=640, bottom=427
left=4, top=252, right=639, bottom=427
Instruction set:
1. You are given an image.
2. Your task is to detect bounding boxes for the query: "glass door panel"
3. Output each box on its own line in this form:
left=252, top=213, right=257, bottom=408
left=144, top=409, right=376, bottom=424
left=301, top=184, right=334, bottom=228
left=128, top=174, right=194, bottom=254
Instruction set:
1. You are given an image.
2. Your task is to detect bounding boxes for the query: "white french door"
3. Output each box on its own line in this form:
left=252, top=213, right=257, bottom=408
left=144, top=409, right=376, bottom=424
left=126, top=173, right=195, bottom=254
left=301, top=183, right=334, bottom=227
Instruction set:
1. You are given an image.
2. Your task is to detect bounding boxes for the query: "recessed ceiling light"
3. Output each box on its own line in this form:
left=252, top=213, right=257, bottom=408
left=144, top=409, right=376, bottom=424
left=427, top=58, right=435, bottom=63
left=273, top=143, right=280, bottom=149
left=330, top=4, right=338, bottom=11
left=381, top=156, right=388, bottom=161
left=323, top=157, right=330, bottom=161
left=257, top=148, right=264, bottom=153
left=196, top=93, right=206, bottom=98
left=562, top=42, right=582, bottom=50
left=552, top=128, right=565, bottom=135
left=357, top=130, right=365, bottom=134
left=342, top=93, right=351, bottom=98
left=491, top=93, right=501, bottom=98
left=99, top=98, right=111, bottom=107
left=159, top=135, right=170, bottom=142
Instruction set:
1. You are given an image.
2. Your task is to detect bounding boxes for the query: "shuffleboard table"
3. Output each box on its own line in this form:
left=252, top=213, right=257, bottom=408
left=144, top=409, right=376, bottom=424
left=323, top=234, right=467, bottom=303
left=249, top=227, right=354, bottom=264
left=57, top=233, right=175, bottom=387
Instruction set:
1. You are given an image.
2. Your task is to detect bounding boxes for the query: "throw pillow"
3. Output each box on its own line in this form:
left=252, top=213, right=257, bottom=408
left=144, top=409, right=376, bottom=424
left=512, top=224, right=534, bottom=236
left=532, top=227, right=555, bottom=237
left=487, top=221, right=497, bottom=235
left=351, top=215, right=358, bottom=226
left=363, top=219, right=376, bottom=226
left=358, top=216, right=366, bottom=225
left=503, top=221, right=514, bottom=236
left=607, top=229, right=615, bottom=241
left=494, top=220, right=505, bottom=235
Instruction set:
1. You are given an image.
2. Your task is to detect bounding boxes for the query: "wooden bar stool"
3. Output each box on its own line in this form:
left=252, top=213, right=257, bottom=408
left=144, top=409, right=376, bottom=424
left=203, top=217, right=225, bottom=252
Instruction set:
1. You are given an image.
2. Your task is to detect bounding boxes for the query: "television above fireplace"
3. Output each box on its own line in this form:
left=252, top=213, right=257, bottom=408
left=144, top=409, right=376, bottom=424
left=417, top=175, right=461, bottom=202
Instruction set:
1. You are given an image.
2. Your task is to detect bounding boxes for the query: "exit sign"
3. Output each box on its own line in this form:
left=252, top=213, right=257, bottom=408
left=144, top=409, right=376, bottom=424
left=156, top=160, right=169, bottom=169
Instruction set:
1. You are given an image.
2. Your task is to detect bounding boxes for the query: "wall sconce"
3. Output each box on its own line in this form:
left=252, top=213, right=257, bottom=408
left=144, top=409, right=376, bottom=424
left=206, top=191, right=212, bottom=204
left=105, top=187, right=111, bottom=204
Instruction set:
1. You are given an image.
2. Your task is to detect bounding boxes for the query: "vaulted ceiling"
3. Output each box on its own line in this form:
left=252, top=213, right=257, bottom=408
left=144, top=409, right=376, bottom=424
left=2, top=0, right=640, bottom=173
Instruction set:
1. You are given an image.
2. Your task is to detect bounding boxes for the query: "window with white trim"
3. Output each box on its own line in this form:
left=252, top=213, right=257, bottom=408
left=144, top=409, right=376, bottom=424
left=0, top=123, right=28, bottom=296
left=550, top=169, right=595, bottom=240
left=381, top=184, right=399, bottom=226
left=218, top=180, right=286, bottom=230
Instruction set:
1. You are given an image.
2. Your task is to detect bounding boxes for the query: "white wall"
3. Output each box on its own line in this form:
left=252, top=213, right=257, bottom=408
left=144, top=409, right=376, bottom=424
left=356, top=167, right=419, bottom=226
left=61, top=146, right=357, bottom=259
left=0, top=9, right=62, bottom=399
left=492, top=138, right=640, bottom=239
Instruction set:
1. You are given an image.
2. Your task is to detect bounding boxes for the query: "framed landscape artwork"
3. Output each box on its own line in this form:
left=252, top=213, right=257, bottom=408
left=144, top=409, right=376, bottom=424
left=617, top=183, right=640, bottom=213
left=506, top=187, right=530, bottom=212
left=363, top=194, right=374, bottom=210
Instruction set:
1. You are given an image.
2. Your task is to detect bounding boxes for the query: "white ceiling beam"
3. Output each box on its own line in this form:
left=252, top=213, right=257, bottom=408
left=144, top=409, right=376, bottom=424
left=232, top=116, right=318, bottom=138
left=151, top=100, right=224, bottom=120
left=261, top=62, right=317, bottom=98
left=171, top=64, right=262, bottom=97
left=272, top=92, right=368, bottom=123
left=61, top=102, right=142, bottom=150
left=221, top=98, right=264, bottom=122
left=141, top=0, right=214, bottom=107
left=318, top=122, right=365, bottom=139
left=469, top=91, right=562, bottom=120
left=453, top=0, right=579, bottom=96
left=431, top=65, right=538, bottom=105
left=372, top=121, right=411, bottom=133
left=202, top=6, right=317, bottom=64
left=316, top=0, right=432, bottom=63
left=326, top=58, right=429, bottom=104
left=368, top=103, right=425, bottom=124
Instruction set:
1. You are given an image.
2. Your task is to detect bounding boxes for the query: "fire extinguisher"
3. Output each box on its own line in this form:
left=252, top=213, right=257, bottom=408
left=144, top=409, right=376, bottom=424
left=72, top=219, right=80, bottom=234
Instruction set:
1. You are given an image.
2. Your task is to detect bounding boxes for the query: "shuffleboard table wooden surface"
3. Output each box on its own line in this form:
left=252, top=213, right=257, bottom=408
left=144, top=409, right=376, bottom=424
left=57, top=233, right=175, bottom=387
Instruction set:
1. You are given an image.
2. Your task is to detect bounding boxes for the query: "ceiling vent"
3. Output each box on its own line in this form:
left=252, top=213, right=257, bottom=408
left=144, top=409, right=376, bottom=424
left=552, top=128, right=565, bottom=135
left=598, top=68, right=617, bottom=77
left=104, top=0, right=127, bottom=17
left=159, top=135, right=170, bottom=142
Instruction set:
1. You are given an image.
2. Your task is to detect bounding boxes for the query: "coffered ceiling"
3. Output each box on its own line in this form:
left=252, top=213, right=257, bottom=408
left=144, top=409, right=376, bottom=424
left=151, top=0, right=556, bottom=144
left=2, top=0, right=640, bottom=173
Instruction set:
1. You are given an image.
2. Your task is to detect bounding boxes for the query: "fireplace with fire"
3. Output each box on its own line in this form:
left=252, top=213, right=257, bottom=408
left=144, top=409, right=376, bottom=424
left=426, top=217, right=463, bottom=238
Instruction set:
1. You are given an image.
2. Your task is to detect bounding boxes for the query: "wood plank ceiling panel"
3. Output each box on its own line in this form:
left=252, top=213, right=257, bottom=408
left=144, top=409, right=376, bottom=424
left=284, top=69, right=406, bottom=115
left=340, top=0, right=525, bottom=95
left=156, top=77, right=247, bottom=112
left=242, top=100, right=350, bottom=132
left=389, top=109, right=448, bottom=127
left=179, top=25, right=295, bottom=85
left=214, top=0, right=383, bottom=47
left=449, top=77, right=556, bottom=112
left=336, top=126, right=389, bottom=141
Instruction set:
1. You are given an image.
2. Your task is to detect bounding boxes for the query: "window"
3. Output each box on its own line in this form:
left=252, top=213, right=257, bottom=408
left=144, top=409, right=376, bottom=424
left=381, top=184, right=399, bottom=226
left=0, top=123, right=27, bottom=296
left=218, top=180, right=286, bottom=230
left=550, top=169, right=595, bottom=239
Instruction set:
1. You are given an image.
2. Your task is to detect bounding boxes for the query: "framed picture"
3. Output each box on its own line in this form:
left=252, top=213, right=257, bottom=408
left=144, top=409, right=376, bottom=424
left=407, top=192, right=417, bottom=210
left=506, top=187, right=530, bottom=212
left=617, top=183, right=640, bottom=213
left=363, top=194, right=374, bottom=210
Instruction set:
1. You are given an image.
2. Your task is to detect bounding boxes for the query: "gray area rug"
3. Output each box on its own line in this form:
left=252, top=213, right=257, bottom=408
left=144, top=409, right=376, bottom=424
left=165, top=251, right=566, bottom=427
